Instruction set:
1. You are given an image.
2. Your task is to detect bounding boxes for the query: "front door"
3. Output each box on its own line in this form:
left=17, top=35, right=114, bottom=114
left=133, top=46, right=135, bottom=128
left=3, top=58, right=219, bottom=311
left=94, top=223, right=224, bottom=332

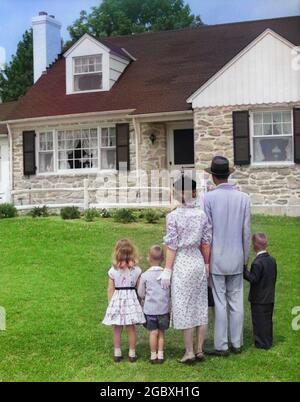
left=168, top=122, right=195, bottom=170
left=0, top=137, right=10, bottom=203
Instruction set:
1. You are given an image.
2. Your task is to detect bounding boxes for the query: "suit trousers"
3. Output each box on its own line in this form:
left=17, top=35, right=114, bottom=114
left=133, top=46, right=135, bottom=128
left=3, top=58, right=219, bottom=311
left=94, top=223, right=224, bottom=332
left=251, top=303, right=274, bottom=349
left=211, top=274, right=244, bottom=351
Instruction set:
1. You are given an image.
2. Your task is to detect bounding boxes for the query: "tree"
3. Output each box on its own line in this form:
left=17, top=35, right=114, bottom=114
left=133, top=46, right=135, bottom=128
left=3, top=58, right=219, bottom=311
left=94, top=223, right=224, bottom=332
left=0, top=30, right=33, bottom=102
left=68, top=0, right=203, bottom=40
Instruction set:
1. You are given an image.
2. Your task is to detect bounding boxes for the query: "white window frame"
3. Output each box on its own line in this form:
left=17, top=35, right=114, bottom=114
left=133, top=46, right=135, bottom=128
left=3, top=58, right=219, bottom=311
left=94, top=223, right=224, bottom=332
left=36, top=125, right=118, bottom=176
left=250, top=109, right=294, bottom=167
left=73, top=54, right=103, bottom=93
left=36, top=130, right=55, bottom=175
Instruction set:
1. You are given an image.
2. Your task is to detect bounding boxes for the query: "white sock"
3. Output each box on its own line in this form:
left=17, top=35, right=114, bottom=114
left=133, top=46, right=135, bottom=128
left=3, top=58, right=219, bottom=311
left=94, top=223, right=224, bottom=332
left=157, top=350, right=164, bottom=360
left=129, top=349, right=136, bottom=358
left=114, top=348, right=122, bottom=357
left=151, top=351, right=157, bottom=360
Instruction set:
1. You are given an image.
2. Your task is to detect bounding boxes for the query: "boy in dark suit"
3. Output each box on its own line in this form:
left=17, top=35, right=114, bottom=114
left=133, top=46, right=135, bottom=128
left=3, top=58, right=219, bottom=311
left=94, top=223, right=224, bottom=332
left=244, top=233, right=277, bottom=349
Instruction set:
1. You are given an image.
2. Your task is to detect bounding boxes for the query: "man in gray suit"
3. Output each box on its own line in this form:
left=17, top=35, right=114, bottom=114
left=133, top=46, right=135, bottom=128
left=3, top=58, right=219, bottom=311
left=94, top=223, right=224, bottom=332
left=204, top=156, right=251, bottom=355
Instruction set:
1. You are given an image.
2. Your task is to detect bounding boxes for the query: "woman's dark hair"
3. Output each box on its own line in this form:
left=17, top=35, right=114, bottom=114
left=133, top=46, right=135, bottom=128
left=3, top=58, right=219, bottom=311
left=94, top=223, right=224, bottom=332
left=173, top=176, right=197, bottom=203
left=173, top=176, right=197, bottom=192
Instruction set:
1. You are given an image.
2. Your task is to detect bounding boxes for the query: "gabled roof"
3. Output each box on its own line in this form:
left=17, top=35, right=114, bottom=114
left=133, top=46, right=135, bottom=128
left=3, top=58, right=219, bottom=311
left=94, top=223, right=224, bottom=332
left=7, top=15, right=300, bottom=121
left=64, top=33, right=133, bottom=61
left=0, top=101, right=18, bottom=132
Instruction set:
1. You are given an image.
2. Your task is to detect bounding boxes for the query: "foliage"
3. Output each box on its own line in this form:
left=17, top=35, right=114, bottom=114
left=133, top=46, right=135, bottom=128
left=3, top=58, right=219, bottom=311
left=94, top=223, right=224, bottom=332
left=113, top=208, right=136, bottom=223
left=68, top=0, right=203, bottom=40
left=99, top=208, right=111, bottom=218
left=60, top=206, right=81, bottom=220
left=144, top=209, right=160, bottom=224
left=29, top=206, right=49, bottom=218
left=0, top=30, right=33, bottom=102
left=0, top=203, right=18, bottom=219
left=84, top=208, right=100, bottom=222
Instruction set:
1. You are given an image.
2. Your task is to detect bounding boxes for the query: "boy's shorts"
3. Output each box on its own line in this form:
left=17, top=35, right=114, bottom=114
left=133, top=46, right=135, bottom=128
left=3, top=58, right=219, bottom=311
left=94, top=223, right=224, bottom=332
left=144, top=314, right=170, bottom=331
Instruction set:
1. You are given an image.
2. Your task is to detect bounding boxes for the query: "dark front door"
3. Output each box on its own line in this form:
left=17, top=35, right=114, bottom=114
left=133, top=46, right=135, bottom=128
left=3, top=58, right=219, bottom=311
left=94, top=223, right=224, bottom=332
left=171, top=128, right=195, bottom=168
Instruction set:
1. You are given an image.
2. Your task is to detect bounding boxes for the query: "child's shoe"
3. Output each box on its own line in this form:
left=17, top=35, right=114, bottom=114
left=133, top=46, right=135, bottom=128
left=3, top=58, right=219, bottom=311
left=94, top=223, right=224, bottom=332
left=157, top=351, right=165, bottom=364
left=128, top=349, right=137, bottom=363
left=114, top=348, right=122, bottom=363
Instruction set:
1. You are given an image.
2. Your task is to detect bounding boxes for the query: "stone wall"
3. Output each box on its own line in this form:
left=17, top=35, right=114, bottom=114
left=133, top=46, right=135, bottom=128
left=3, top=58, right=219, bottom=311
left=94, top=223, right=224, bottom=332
left=11, top=118, right=136, bottom=206
left=194, top=104, right=300, bottom=216
left=140, top=123, right=167, bottom=171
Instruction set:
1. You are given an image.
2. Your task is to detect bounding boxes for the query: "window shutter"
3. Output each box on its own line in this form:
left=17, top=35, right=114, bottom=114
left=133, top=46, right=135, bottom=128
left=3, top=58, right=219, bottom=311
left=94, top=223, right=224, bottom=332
left=232, top=111, right=250, bottom=165
left=23, top=131, right=36, bottom=176
left=116, top=123, right=130, bottom=171
left=293, top=108, right=300, bottom=164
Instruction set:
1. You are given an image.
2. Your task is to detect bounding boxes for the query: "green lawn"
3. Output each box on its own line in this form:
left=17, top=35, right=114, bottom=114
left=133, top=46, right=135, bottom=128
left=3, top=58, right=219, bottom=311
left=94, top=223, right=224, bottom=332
left=0, top=215, right=299, bottom=382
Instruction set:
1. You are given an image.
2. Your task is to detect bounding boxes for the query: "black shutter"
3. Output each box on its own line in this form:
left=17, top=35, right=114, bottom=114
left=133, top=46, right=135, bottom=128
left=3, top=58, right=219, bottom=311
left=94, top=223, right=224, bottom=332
left=116, top=123, right=130, bottom=171
left=23, top=131, right=36, bottom=176
left=232, top=111, right=250, bottom=165
left=293, top=108, right=300, bottom=164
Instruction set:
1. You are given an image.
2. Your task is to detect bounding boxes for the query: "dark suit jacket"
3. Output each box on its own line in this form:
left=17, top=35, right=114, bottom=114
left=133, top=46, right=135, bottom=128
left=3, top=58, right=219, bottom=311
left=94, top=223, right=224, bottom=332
left=244, top=252, right=277, bottom=304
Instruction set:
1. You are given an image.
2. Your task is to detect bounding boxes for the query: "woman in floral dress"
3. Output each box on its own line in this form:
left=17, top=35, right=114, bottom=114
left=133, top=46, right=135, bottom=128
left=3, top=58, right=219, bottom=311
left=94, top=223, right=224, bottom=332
left=161, top=176, right=212, bottom=363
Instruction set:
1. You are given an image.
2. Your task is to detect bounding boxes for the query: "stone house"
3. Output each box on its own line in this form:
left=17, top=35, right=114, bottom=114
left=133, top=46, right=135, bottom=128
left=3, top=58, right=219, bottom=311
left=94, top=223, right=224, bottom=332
left=0, top=13, right=299, bottom=214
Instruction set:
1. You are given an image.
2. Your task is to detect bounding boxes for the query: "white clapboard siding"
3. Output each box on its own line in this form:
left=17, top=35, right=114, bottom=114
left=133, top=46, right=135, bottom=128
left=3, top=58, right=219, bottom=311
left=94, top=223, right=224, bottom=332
left=109, top=56, right=129, bottom=89
left=188, top=30, right=300, bottom=108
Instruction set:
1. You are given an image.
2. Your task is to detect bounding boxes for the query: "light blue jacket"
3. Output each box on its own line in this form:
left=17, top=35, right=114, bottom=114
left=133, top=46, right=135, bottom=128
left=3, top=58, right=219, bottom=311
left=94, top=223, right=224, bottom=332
left=204, top=183, right=251, bottom=275
left=138, top=266, right=170, bottom=315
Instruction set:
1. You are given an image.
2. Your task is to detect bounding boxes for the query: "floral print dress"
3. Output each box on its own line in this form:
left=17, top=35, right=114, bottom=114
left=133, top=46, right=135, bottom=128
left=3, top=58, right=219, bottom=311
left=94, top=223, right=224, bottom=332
left=102, top=266, right=146, bottom=326
left=164, top=202, right=212, bottom=330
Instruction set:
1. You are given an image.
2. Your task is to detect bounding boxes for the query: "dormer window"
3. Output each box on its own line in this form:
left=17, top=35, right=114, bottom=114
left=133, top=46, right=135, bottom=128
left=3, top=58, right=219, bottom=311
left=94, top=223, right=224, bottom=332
left=73, top=55, right=102, bottom=92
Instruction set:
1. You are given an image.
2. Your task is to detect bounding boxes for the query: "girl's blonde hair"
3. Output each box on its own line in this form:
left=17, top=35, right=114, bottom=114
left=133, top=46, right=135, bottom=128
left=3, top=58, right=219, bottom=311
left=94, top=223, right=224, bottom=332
left=112, top=239, right=139, bottom=269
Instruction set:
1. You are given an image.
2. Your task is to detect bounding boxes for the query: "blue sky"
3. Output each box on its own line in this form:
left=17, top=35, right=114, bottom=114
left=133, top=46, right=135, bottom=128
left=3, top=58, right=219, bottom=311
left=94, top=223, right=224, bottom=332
left=0, top=0, right=299, bottom=64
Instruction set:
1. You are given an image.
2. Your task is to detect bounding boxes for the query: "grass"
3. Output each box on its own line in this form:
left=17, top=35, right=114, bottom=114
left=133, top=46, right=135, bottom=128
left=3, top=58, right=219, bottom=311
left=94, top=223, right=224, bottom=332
left=0, top=215, right=299, bottom=382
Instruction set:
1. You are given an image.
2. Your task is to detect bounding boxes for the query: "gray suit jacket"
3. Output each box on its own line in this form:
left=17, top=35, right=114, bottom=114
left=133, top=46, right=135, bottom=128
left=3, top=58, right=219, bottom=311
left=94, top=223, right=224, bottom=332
left=204, top=183, right=251, bottom=275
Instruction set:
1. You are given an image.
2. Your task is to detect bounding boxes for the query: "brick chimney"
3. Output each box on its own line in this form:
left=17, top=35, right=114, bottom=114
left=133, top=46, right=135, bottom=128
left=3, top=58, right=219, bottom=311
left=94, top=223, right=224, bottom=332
left=32, top=12, right=62, bottom=83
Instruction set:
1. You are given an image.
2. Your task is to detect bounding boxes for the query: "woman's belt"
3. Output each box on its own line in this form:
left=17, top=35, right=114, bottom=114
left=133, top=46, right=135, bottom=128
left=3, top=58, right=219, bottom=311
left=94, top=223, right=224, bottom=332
left=115, top=287, right=136, bottom=290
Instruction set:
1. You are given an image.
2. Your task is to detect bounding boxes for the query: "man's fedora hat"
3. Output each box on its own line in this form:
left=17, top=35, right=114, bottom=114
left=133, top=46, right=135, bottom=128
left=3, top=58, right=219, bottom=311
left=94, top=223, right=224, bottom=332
left=204, top=156, right=235, bottom=176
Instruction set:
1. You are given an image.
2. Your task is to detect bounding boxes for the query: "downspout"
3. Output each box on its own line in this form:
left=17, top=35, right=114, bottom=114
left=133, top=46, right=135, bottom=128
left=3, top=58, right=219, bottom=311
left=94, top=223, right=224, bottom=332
left=7, top=123, right=13, bottom=202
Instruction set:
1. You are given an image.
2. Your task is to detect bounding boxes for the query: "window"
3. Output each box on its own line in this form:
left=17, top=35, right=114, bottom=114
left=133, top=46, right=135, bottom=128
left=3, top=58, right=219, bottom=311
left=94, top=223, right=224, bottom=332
left=38, top=132, right=54, bottom=173
left=100, top=127, right=116, bottom=169
left=252, top=111, right=293, bottom=164
left=73, top=55, right=102, bottom=92
left=57, top=128, right=98, bottom=170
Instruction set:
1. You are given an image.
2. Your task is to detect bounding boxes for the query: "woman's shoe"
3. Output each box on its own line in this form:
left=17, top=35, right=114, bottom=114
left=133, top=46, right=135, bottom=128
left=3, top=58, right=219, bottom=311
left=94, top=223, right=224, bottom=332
left=179, top=353, right=196, bottom=364
left=113, top=355, right=123, bottom=363
left=157, top=358, right=164, bottom=364
left=195, top=352, right=206, bottom=362
left=128, top=356, right=138, bottom=363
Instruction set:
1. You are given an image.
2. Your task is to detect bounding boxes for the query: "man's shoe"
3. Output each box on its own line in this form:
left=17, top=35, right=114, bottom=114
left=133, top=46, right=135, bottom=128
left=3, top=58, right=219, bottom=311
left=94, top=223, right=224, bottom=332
left=206, top=349, right=230, bottom=357
left=230, top=346, right=242, bottom=354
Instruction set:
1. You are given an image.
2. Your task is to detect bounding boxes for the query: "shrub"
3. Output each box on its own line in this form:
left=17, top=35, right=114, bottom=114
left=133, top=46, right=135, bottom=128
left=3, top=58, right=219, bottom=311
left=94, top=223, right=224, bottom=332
left=100, top=209, right=111, bottom=218
left=60, top=206, right=81, bottom=220
left=144, top=209, right=160, bottom=224
left=113, top=208, right=136, bottom=224
left=29, top=206, right=49, bottom=218
left=84, top=208, right=100, bottom=222
left=0, top=203, right=18, bottom=219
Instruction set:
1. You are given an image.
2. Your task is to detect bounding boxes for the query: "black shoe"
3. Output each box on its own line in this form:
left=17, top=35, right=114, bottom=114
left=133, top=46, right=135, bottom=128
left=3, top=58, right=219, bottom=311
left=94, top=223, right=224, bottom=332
left=195, top=352, right=206, bottom=362
left=113, top=355, right=123, bottom=363
left=230, top=346, right=242, bottom=354
left=128, top=356, right=138, bottom=363
left=206, top=349, right=230, bottom=357
left=157, top=358, right=164, bottom=364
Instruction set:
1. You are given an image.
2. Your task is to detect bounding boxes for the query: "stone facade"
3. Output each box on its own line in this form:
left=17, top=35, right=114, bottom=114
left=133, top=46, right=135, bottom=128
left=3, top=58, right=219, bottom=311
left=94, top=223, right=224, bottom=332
left=10, top=118, right=136, bottom=207
left=140, top=123, right=167, bottom=171
left=9, top=105, right=300, bottom=215
left=194, top=104, right=300, bottom=216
